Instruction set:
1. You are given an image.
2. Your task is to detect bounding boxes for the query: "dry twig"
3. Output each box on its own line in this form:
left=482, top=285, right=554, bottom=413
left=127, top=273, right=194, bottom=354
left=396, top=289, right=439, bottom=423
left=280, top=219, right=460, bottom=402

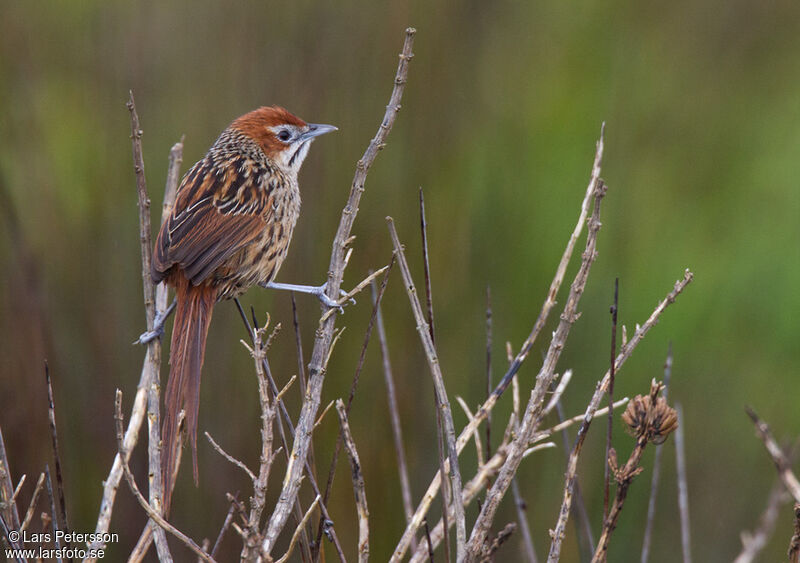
left=211, top=494, right=240, bottom=559
left=388, top=217, right=467, bottom=559
left=316, top=259, right=393, bottom=555
left=547, top=270, right=693, bottom=562
left=88, top=106, right=183, bottom=561
left=733, top=480, right=789, bottom=563
left=641, top=344, right=673, bottom=563
left=205, top=432, right=257, bottom=483
left=409, top=440, right=550, bottom=562
left=261, top=28, right=416, bottom=555
left=0, top=427, right=21, bottom=532
left=479, top=523, right=516, bottom=563
left=114, top=390, right=214, bottom=562
left=240, top=321, right=282, bottom=562
left=418, top=187, right=452, bottom=563
left=234, top=307, right=343, bottom=562
left=44, top=362, right=71, bottom=553
left=44, top=465, right=64, bottom=560
left=603, top=279, right=619, bottom=521
left=466, top=175, right=609, bottom=561
left=336, top=400, right=370, bottom=562
left=789, top=504, right=800, bottom=563
left=20, top=472, right=45, bottom=533
left=393, top=127, right=605, bottom=561
left=591, top=381, right=678, bottom=562
left=674, top=403, right=692, bottom=563
left=275, top=496, right=321, bottom=563
left=745, top=406, right=800, bottom=502
left=373, top=278, right=416, bottom=536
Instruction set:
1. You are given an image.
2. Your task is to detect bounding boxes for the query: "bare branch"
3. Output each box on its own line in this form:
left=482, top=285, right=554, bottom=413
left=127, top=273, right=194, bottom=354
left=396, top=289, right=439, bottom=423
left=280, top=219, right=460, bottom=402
left=674, top=403, right=692, bottom=563
left=205, top=433, right=256, bottom=483
left=388, top=217, right=467, bottom=559
left=44, top=465, right=64, bottom=561
left=275, top=496, right=321, bottom=563
left=89, top=114, right=183, bottom=560
left=262, top=28, right=416, bottom=555
left=535, top=398, right=630, bottom=443
left=114, top=390, right=214, bottom=562
left=393, top=122, right=605, bottom=563
left=604, top=278, right=619, bottom=521
left=20, top=472, right=45, bottom=533
left=592, top=382, right=678, bottom=562
left=43, top=361, right=70, bottom=547
left=493, top=123, right=605, bottom=400
left=641, top=344, right=673, bottom=563
left=211, top=495, right=239, bottom=559
left=455, top=397, right=485, bottom=467
left=467, top=176, right=609, bottom=561
left=0, top=427, right=21, bottom=532
left=373, top=277, right=416, bottom=542
left=241, top=321, right=282, bottom=561
left=547, top=270, right=693, bottom=562
left=746, top=406, right=800, bottom=502
left=789, top=503, right=800, bottom=563
left=336, top=400, right=370, bottom=562
left=233, top=307, right=345, bottom=562
left=127, top=90, right=155, bottom=329
left=733, top=480, right=788, bottom=563
left=480, top=523, right=516, bottom=562
left=511, top=478, right=537, bottom=563
left=316, top=260, right=394, bottom=557
left=409, top=433, right=551, bottom=563
left=485, top=287, right=493, bottom=464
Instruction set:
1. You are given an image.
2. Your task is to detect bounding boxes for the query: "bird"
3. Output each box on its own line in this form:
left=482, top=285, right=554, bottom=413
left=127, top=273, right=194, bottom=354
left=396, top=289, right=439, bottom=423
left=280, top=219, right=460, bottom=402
left=151, top=106, right=337, bottom=512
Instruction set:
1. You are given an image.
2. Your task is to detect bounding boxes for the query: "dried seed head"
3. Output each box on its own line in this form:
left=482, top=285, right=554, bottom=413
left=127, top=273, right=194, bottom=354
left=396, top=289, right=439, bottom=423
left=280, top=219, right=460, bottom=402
left=621, top=379, right=678, bottom=445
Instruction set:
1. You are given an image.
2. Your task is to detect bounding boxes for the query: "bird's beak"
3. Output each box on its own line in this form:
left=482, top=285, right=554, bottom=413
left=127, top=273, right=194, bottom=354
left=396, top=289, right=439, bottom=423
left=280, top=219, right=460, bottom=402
left=300, top=123, right=338, bottom=141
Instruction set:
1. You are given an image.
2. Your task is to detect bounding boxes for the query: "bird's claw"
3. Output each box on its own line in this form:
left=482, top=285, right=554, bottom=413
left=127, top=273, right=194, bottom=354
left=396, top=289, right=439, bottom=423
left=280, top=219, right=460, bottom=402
left=135, top=323, right=164, bottom=345
left=133, top=299, right=177, bottom=345
left=317, top=290, right=343, bottom=313
left=317, top=283, right=356, bottom=313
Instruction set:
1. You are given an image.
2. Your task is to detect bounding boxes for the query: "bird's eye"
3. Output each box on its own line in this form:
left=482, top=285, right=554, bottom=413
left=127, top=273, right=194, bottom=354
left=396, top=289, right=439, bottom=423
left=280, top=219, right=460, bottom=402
left=278, top=129, right=291, bottom=142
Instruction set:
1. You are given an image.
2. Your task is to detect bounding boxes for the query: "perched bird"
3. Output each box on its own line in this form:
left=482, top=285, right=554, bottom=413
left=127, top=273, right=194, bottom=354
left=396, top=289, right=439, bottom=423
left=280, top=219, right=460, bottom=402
left=151, top=106, right=337, bottom=511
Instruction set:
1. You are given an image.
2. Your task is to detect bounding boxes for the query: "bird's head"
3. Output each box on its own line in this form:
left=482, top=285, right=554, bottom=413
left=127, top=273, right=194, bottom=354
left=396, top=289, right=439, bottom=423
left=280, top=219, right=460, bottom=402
left=232, top=106, right=337, bottom=174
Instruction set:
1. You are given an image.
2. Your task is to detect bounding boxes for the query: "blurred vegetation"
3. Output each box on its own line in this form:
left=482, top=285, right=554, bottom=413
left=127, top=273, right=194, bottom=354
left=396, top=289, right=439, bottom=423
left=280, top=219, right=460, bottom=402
left=1, top=0, right=799, bottom=561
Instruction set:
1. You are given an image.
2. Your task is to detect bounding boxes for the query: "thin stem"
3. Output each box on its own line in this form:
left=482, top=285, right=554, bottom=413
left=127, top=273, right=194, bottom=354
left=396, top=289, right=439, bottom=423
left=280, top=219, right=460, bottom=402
left=44, top=466, right=63, bottom=563
left=392, top=122, right=606, bottom=563
left=0, top=427, right=21, bottom=531
left=317, top=259, right=394, bottom=557
left=486, top=286, right=493, bottom=463
left=114, top=390, right=212, bottom=562
left=604, top=278, right=619, bottom=521
left=211, top=495, right=239, bottom=559
left=373, top=277, right=416, bottom=545
left=336, top=400, right=370, bottom=563
left=547, top=270, right=694, bottom=562
left=467, top=178, right=609, bottom=561
left=675, top=403, right=692, bottom=563
left=733, top=480, right=788, bottom=563
left=641, top=344, right=673, bottom=563
left=555, top=400, right=595, bottom=561
left=235, top=303, right=345, bottom=562
left=262, top=28, right=416, bottom=555
left=388, top=217, right=467, bottom=560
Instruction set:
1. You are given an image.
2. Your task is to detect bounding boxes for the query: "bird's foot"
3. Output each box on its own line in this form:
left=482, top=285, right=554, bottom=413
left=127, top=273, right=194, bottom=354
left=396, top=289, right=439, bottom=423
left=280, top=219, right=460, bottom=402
left=134, top=298, right=177, bottom=344
left=262, top=280, right=353, bottom=313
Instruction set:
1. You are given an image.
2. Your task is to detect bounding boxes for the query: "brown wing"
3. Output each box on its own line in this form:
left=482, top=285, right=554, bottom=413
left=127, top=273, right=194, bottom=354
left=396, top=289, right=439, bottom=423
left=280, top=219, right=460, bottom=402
left=152, top=155, right=273, bottom=286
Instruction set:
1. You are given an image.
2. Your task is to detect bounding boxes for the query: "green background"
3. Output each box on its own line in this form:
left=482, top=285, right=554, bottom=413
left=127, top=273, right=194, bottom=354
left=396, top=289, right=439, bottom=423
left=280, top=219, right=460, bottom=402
left=1, top=1, right=799, bottom=561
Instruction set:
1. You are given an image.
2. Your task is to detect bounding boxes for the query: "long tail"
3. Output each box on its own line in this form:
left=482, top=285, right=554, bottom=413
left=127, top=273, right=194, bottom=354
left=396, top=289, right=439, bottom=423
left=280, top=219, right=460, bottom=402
left=162, top=273, right=217, bottom=514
